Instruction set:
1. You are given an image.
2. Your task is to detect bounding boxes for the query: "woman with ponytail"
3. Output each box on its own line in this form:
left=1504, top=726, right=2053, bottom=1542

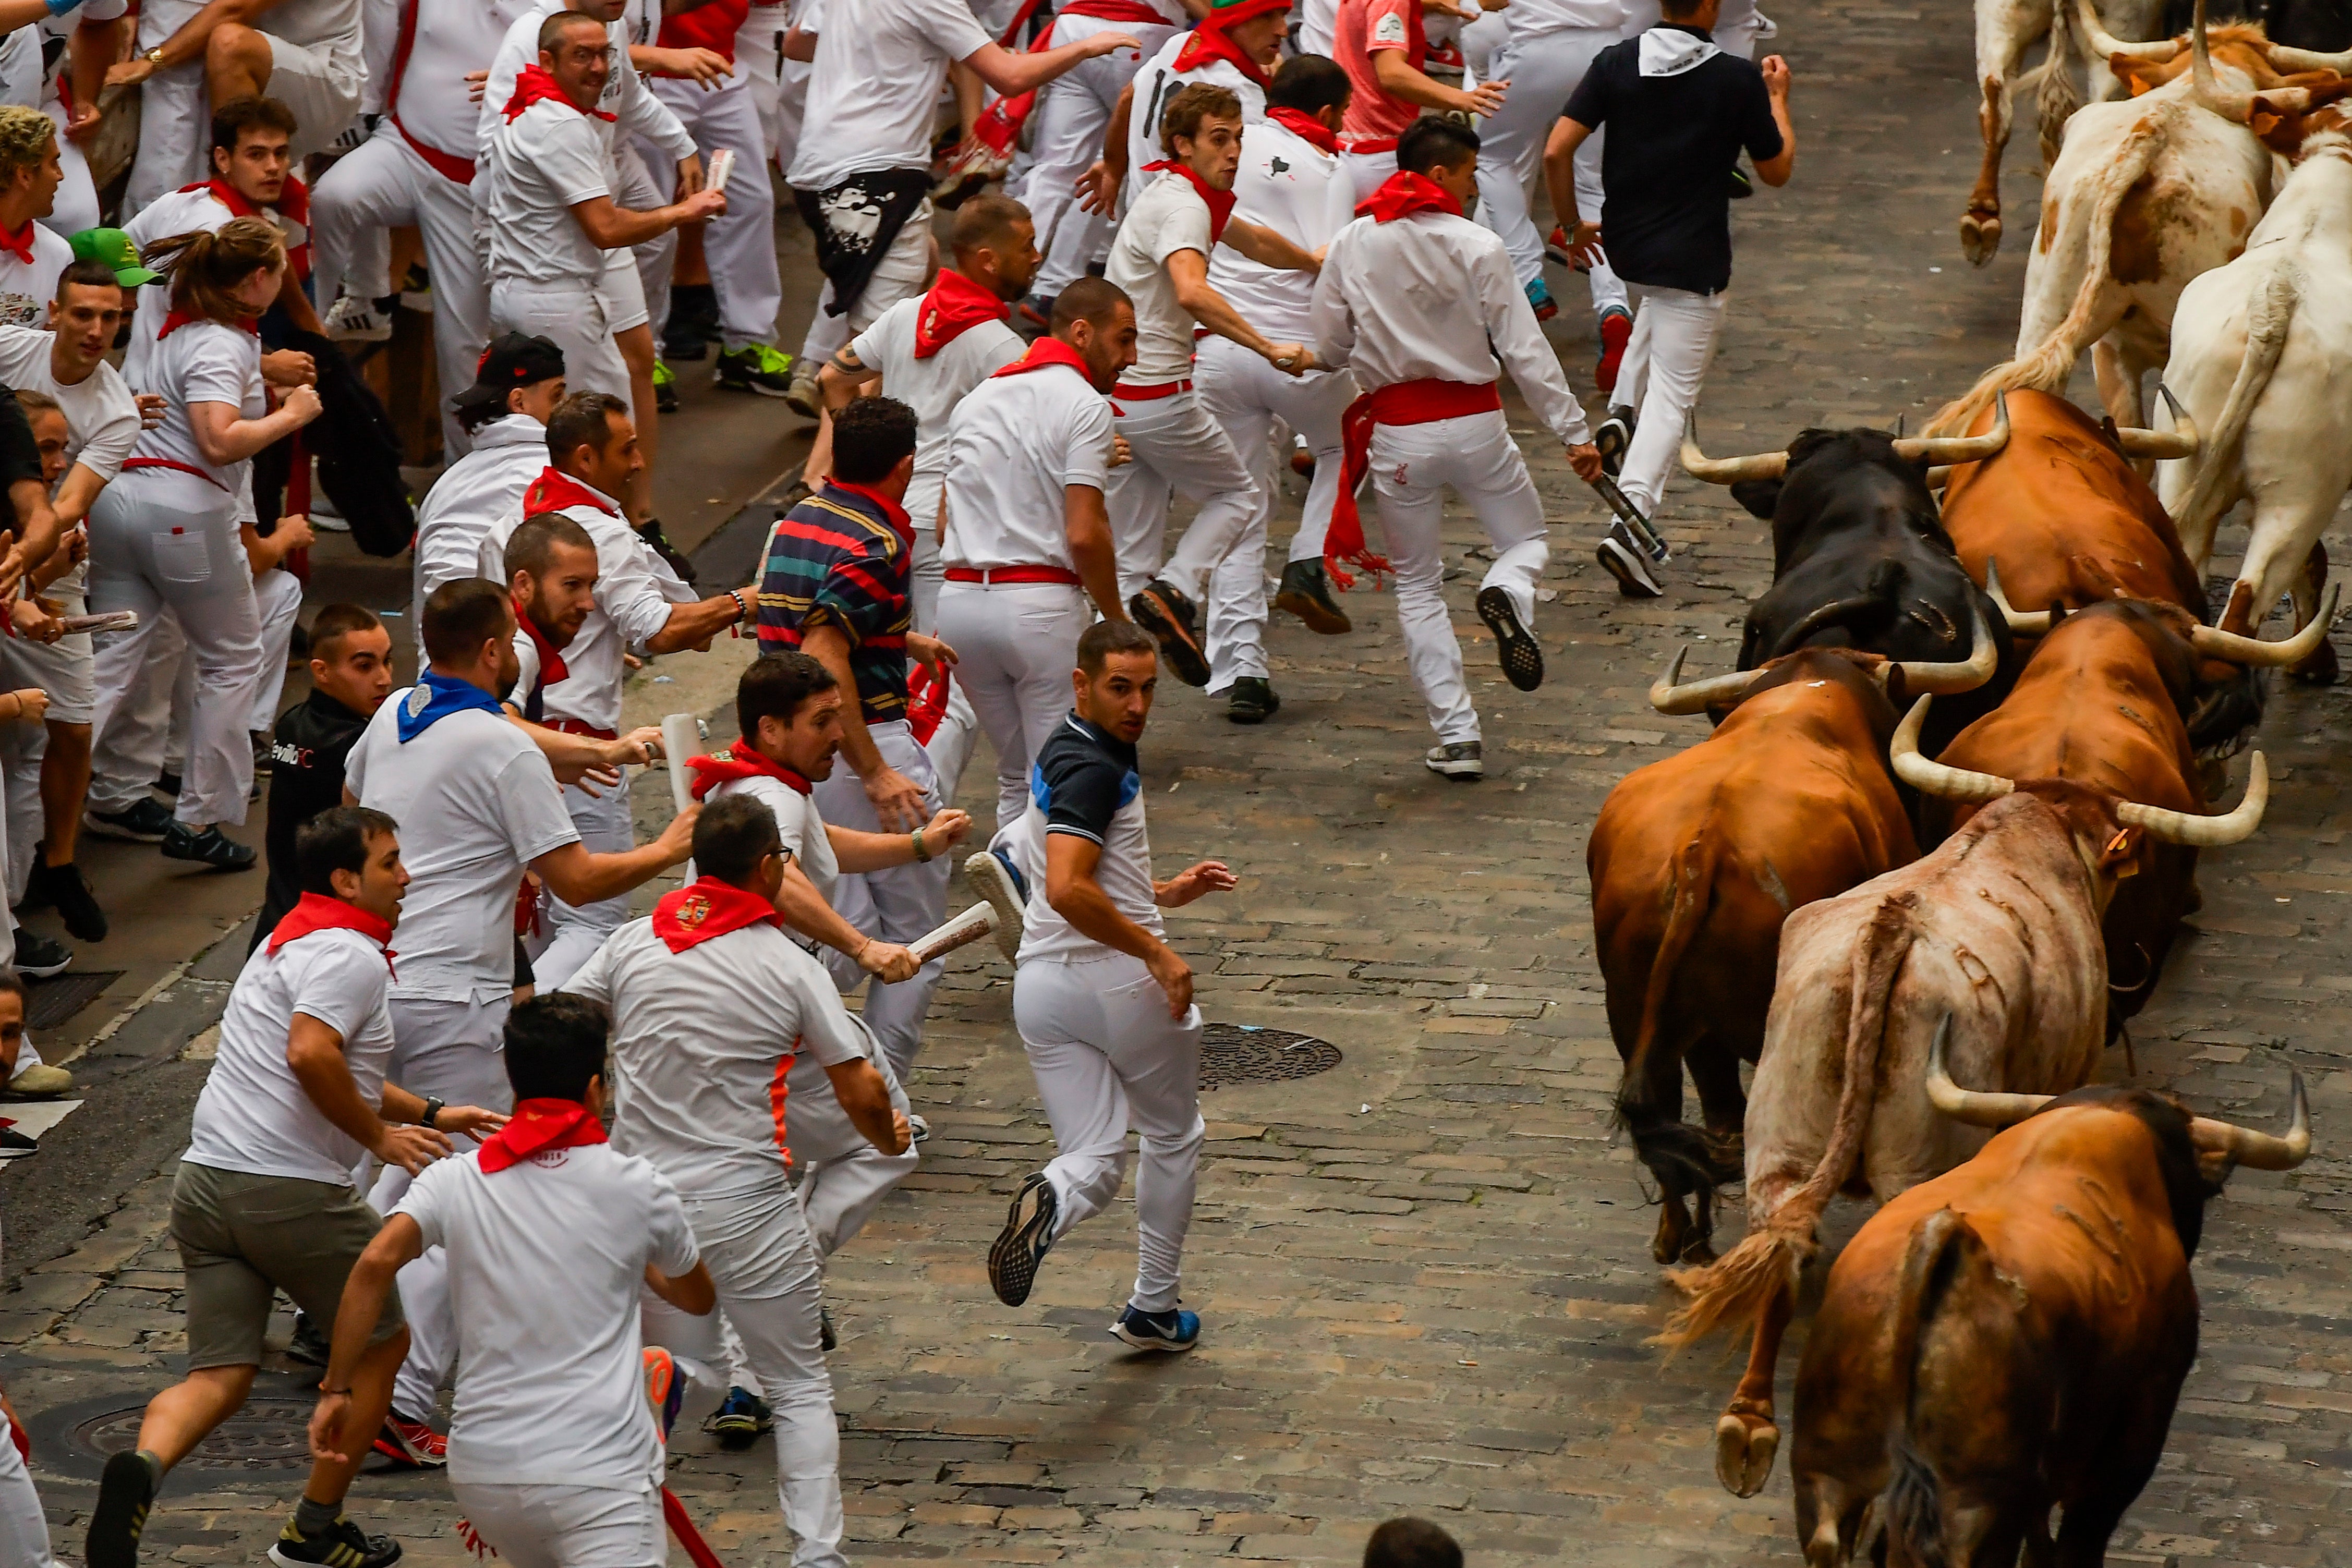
left=85, top=215, right=321, bottom=870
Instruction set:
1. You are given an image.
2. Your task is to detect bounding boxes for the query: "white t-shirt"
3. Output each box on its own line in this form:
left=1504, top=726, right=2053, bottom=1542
left=413, top=415, right=546, bottom=627
left=395, top=1144, right=697, bottom=1489
left=847, top=294, right=1023, bottom=526
left=0, top=222, right=71, bottom=329
left=120, top=186, right=302, bottom=390
left=786, top=0, right=992, bottom=190
left=561, top=917, right=870, bottom=1199
left=940, top=362, right=1113, bottom=571
left=1106, top=172, right=1215, bottom=384
left=126, top=319, right=266, bottom=492
left=709, top=773, right=840, bottom=910
left=484, top=98, right=612, bottom=287
left=344, top=699, right=580, bottom=1002
left=0, top=326, right=141, bottom=481
left=1206, top=118, right=1356, bottom=344
left=391, top=0, right=539, bottom=161
left=182, top=927, right=397, bottom=1184
left=1123, top=32, right=1266, bottom=210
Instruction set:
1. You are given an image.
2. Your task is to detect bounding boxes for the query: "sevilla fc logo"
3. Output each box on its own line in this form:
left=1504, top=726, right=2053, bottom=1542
left=406, top=685, right=430, bottom=718
left=675, top=893, right=712, bottom=928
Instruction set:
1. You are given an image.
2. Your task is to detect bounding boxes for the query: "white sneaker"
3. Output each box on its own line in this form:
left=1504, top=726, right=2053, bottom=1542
left=323, top=290, right=391, bottom=342
left=1424, top=741, right=1484, bottom=781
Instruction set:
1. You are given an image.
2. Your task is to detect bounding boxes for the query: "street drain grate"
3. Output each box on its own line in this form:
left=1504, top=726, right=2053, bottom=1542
left=71, top=1396, right=316, bottom=1472
left=24, top=970, right=122, bottom=1031
left=1199, top=1025, right=1340, bottom=1089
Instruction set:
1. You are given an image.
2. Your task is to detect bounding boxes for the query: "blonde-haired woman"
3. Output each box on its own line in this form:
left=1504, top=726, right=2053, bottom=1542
left=85, top=216, right=320, bottom=869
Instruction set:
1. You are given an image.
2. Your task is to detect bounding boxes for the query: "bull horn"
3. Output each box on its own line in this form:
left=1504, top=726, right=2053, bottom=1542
left=1892, top=390, right=2011, bottom=466
left=2187, top=581, right=2342, bottom=666
left=1892, top=596, right=1999, bottom=694
left=2115, top=750, right=2270, bottom=846
left=2185, top=0, right=2302, bottom=123
left=1889, top=694, right=2017, bottom=802
left=1649, top=646, right=1763, bottom=715
left=2262, top=42, right=2352, bottom=72
left=1984, top=559, right=2054, bottom=636
left=2113, top=383, right=2201, bottom=459
left=1926, top=1014, right=2054, bottom=1129
left=1680, top=412, right=1787, bottom=485
left=1924, top=465, right=1954, bottom=490
left=2189, top=1069, right=2312, bottom=1171
left=2075, top=0, right=2184, bottom=64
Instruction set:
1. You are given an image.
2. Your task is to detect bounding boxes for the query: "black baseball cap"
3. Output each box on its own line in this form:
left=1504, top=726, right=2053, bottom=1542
left=451, top=332, right=566, bottom=408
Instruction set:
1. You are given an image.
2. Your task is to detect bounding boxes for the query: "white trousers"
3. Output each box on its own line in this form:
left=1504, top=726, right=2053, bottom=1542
left=491, top=277, right=632, bottom=405
left=1194, top=336, right=1355, bottom=691
left=1475, top=25, right=1624, bottom=311
left=1022, top=17, right=1176, bottom=298
left=41, top=99, right=99, bottom=238
left=372, top=993, right=514, bottom=1420
left=608, top=143, right=666, bottom=338
left=531, top=774, right=634, bottom=993
left=1615, top=283, right=1728, bottom=519
left=786, top=1022, right=918, bottom=1260
left=0, top=1408, right=56, bottom=1568
left=925, top=678, right=980, bottom=808
left=799, top=196, right=934, bottom=354
left=1369, top=408, right=1547, bottom=745
left=933, top=579, right=1089, bottom=858
left=809, top=722, right=949, bottom=1081
left=248, top=566, right=304, bottom=734
left=640, top=1184, right=845, bottom=1568
left=312, top=125, right=493, bottom=457
left=1, top=580, right=92, bottom=900
left=447, top=1482, right=661, bottom=1568
left=645, top=75, right=782, bottom=352
left=737, top=10, right=807, bottom=173
left=86, top=611, right=182, bottom=816
left=1107, top=386, right=1263, bottom=603
left=86, top=470, right=262, bottom=827
left=1013, top=951, right=1204, bottom=1314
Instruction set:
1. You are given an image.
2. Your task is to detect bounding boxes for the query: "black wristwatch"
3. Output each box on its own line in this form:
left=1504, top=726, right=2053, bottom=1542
left=420, top=1096, right=445, bottom=1131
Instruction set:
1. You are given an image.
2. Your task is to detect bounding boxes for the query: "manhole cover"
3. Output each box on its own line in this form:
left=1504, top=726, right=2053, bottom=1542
left=1198, top=1025, right=1340, bottom=1089
left=23, top=969, right=122, bottom=1031
left=71, top=1396, right=316, bottom=1472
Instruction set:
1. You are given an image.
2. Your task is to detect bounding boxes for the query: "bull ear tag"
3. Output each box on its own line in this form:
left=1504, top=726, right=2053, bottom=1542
left=2104, top=830, right=2141, bottom=878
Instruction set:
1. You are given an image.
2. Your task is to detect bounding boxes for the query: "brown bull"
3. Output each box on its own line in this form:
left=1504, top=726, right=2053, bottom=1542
left=1788, top=1024, right=2310, bottom=1568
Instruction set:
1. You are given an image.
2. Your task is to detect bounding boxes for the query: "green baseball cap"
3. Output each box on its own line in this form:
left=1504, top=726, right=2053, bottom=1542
left=68, top=227, right=161, bottom=287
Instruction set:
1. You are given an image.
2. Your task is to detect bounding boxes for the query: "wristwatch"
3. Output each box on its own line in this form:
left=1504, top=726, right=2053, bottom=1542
left=420, top=1096, right=445, bottom=1131
left=144, top=45, right=165, bottom=65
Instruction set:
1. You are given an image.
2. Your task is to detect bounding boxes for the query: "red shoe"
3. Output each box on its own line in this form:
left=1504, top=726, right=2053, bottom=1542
left=373, top=1412, right=447, bottom=1467
left=1596, top=308, right=1633, bottom=395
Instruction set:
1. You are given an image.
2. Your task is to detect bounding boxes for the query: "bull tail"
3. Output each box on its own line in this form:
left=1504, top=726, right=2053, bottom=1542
left=1882, top=1207, right=1978, bottom=1568
left=1617, top=836, right=1742, bottom=1200
left=1654, top=894, right=1920, bottom=1353
left=1927, top=116, right=2159, bottom=437
left=2169, top=262, right=2298, bottom=553
left=2035, top=0, right=2083, bottom=169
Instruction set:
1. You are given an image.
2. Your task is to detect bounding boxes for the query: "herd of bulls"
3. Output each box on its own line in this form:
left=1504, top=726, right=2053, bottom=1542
left=1583, top=384, right=2323, bottom=1564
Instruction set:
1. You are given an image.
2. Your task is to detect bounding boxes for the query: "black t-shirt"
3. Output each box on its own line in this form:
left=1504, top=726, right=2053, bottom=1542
left=1562, top=27, right=1784, bottom=296
left=251, top=689, right=373, bottom=953
left=1034, top=714, right=1141, bottom=846
left=0, top=390, right=43, bottom=491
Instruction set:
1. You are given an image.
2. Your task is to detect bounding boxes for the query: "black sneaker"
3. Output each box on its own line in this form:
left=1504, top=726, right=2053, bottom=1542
left=1728, top=162, right=1754, bottom=200
left=12, top=928, right=70, bottom=977
left=286, top=1310, right=331, bottom=1367
left=250, top=731, right=273, bottom=777
left=1272, top=558, right=1350, bottom=635
left=1475, top=586, right=1544, bottom=692
left=268, top=1512, right=401, bottom=1568
left=988, top=1172, right=1059, bottom=1307
left=704, top=1385, right=773, bottom=1448
left=1597, top=531, right=1663, bottom=599
left=820, top=1302, right=838, bottom=1352
left=636, top=516, right=698, bottom=587
left=1127, top=579, right=1211, bottom=687
left=1424, top=740, right=1484, bottom=781
left=1594, top=412, right=1631, bottom=479
left=84, top=797, right=172, bottom=843
left=162, top=823, right=258, bottom=870
left=29, top=858, right=107, bottom=942
left=156, top=769, right=182, bottom=798
left=714, top=343, right=796, bottom=396
left=1226, top=677, right=1280, bottom=724
left=0, top=1123, right=35, bottom=1158
left=87, top=1449, right=157, bottom=1568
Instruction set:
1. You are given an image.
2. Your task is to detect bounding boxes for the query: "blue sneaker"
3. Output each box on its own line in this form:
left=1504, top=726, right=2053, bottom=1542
left=988, top=1172, right=1058, bottom=1306
left=701, top=1385, right=772, bottom=1449
left=1111, top=1303, right=1200, bottom=1353
left=1525, top=275, right=1558, bottom=322
left=964, top=847, right=1028, bottom=961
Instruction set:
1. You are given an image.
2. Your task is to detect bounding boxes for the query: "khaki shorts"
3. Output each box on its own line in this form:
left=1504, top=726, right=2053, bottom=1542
left=171, top=1161, right=405, bottom=1370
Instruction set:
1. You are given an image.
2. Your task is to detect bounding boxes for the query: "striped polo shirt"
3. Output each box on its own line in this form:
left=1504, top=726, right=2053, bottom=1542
left=757, top=480, right=914, bottom=724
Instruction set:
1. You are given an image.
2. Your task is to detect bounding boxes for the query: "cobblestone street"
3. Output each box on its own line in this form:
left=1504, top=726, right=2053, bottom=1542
left=7, top=0, right=2352, bottom=1563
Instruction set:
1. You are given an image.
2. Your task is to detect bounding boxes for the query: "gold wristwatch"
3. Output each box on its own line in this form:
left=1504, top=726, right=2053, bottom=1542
left=144, top=46, right=165, bottom=65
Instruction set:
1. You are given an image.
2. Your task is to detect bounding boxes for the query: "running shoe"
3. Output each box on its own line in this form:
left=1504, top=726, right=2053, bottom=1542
left=373, top=1412, right=447, bottom=1468
left=1424, top=741, right=1484, bottom=782
left=397, top=262, right=434, bottom=313
left=84, top=797, right=172, bottom=843
left=0, top=1121, right=35, bottom=1158
left=932, top=139, right=1009, bottom=208
left=703, top=1385, right=773, bottom=1449
left=1593, top=410, right=1632, bottom=479
left=820, top=1302, right=838, bottom=1352
left=988, top=1172, right=1058, bottom=1307
left=27, top=856, right=107, bottom=942
left=286, top=1311, right=331, bottom=1367
left=11, top=928, right=69, bottom=978
left=1016, top=293, right=1054, bottom=338
left=908, top=1113, right=931, bottom=1144
left=162, top=823, right=258, bottom=870
left=1728, top=162, right=1754, bottom=200
left=1127, top=578, right=1211, bottom=687
left=1597, top=527, right=1664, bottom=599
left=1525, top=275, right=1558, bottom=322
left=637, top=516, right=698, bottom=586
left=963, top=847, right=1028, bottom=961
left=1225, top=676, right=1280, bottom=724
left=86, top=1449, right=157, bottom=1568
left=268, top=1513, right=402, bottom=1568
left=783, top=361, right=823, bottom=419
left=1475, top=586, right=1544, bottom=692
left=1595, top=306, right=1633, bottom=395
left=1272, top=558, right=1351, bottom=635
left=323, top=290, right=393, bottom=342
left=642, top=1346, right=684, bottom=1443
left=653, top=358, right=679, bottom=413
left=1545, top=223, right=1574, bottom=269
left=3, top=1063, right=72, bottom=1097
left=1111, top=1303, right=1200, bottom=1353
left=716, top=343, right=796, bottom=397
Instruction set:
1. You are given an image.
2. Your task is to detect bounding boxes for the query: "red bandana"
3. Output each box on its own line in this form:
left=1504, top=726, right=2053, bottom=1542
left=913, top=268, right=1011, bottom=359
left=1358, top=169, right=1463, bottom=223
left=652, top=874, right=782, bottom=953
left=514, top=593, right=570, bottom=688
left=503, top=63, right=617, bottom=122
left=1266, top=106, right=1339, bottom=155
left=1171, top=6, right=1279, bottom=88
left=180, top=174, right=311, bottom=227
left=686, top=737, right=814, bottom=801
left=478, top=1097, right=608, bottom=1173
left=266, top=892, right=396, bottom=974
left=990, top=336, right=1095, bottom=381
left=827, top=478, right=914, bottom=550
left=1140, top=160, right=1238, bottom=244
left=157, top=309, right=261, bottom=340
left=0, top=223, right=32, bottom=264
left=524, top=466, right=620, bottom=518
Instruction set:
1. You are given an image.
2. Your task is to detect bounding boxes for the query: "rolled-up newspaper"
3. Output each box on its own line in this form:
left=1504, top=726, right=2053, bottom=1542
left=661, top=712, right=701, bottom=813
left=707, top=148, right=735, bottom=193
left=909, top=902, right=997, bottom=964
left=56, top=611, right=137, bottom=635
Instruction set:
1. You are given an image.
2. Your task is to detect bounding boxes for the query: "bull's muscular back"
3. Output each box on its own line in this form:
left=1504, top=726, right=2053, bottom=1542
left=1941, top=390, right=2206, bottom=615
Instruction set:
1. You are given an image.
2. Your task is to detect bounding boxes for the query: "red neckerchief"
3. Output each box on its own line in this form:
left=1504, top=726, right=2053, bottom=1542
left=1172, top=11, right=1275, bottom=88
left=478, top=1097, right=608, bottom=1173
left=179, top=174, right=311, bottom=227
left=523, top=466, right=620, bottom=517
left=827, top=478, right=914, bottom=551
left=265, top=892, right=396, bottom=975
left=912, top=268, right=1010, bottom=358
left=514, top=593, right=571, bottom=688
left=652, top=874, right=783, bottom=953
left=991, top=336, right=1095, bottom=381
left=0, top=223, right=32, bottom=264
left=1359, top=169, right=1463, bottom=223
left=686, top=737, right=813, bottom=801
left=1266, top=107, right=1340, bottom=155
left=1139, top=160, right=1238, bottom=244
left=157, top=309, right=262, bottom=340
left=503, top=63, right=617, bottom=122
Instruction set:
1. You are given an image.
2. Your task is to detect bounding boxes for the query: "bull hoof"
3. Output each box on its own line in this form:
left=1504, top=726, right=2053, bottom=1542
left=2290, top=636, right=2339, bottom=686
left=1714, top=1411, right=1781, bottom=1497
left=1679, top=1236, right=1718, bottom=1267
left=1959, top=213, right=2002, bottom=267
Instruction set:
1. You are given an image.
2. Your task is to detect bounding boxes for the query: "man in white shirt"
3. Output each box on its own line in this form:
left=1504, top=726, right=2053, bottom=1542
left=0, top=107, right=69, bottom=328
left=476, top=391, right=758, bottom=988
left=563, top=794, right=911, bottom=1568
left=989, top=620, right=1234, bottom=1352
left=84, top=807, right=506, bottom=1568
left=313, top=993, right=716, bottom=1568
left=410, top=332, right=566, bottom=633
left=1309, top=117, right=1603, bottom=781
left=1195, top=54, right=1360, bottom=722
left=344, top=576, right=698, bottom=1457
left=1082, top=0, right=1287, bottom=218
left=1102, top=80, right=1318, bottom=687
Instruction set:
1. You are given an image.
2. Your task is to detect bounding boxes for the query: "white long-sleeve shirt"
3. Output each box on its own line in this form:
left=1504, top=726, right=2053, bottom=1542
left=1308, top=208, right=1592, bottom=447
left=478, top=0, right=695, bottom=170
left=413, top=414, right=548, bottom=628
